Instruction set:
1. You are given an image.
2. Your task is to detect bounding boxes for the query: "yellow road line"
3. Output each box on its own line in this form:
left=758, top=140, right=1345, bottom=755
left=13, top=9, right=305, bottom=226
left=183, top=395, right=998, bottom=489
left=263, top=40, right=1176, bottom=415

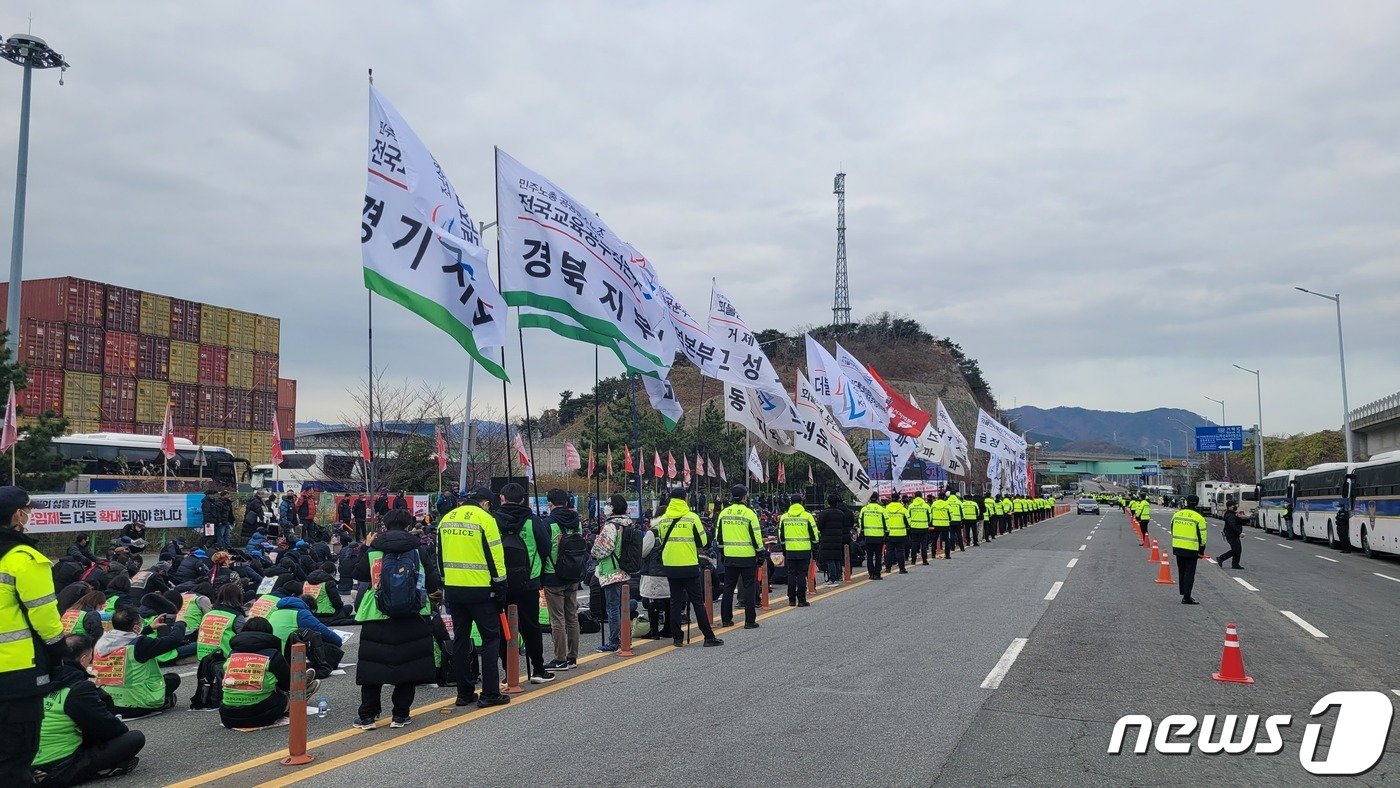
left=217, top=575, right=877, bottom=787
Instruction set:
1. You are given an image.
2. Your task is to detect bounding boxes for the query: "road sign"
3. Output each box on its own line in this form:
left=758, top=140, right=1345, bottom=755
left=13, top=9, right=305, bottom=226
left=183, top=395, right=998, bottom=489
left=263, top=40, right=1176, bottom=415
left=1195, top=425, right=1244, bottom=453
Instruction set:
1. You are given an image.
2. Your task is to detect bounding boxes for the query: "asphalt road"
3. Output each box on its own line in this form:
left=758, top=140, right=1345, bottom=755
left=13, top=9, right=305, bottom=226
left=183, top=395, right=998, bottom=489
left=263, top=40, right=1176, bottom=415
left=122, top=506, right=1400, bottom=786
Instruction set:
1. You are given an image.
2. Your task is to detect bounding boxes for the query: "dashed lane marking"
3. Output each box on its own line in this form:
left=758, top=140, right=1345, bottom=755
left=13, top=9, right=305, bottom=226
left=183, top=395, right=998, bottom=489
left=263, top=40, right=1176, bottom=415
left=1277, top=543, right=1295, bottom=549
left=980, top=638, right=1029, bottom=689
left=1253, top=536, right=1267, bottom=541
left=1315, top=555, right=1339, bottom=563
left=1044, top=582, right=1063, bottom=601
left=1086, top=535, right=1093, bottom=540
left=1067, top=558, right=1078, bottom=568
left=1234, top=577, right=1258, bottom=592
left=1280, top=610, right=1328, bottom=638
left=1375, top=572, right=1400, bottom=584
left=1079, top=544, right=1087, bottom=551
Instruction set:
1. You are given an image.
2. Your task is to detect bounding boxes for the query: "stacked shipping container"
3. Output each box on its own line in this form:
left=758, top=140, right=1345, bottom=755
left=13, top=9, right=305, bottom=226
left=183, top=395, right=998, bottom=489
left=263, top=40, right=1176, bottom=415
left=0, top=277, right=292, bottom=466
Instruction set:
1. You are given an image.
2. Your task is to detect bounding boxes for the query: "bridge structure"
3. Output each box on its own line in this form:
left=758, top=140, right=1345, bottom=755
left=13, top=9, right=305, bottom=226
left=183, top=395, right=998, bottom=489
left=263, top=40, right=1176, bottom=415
left=1032, top=450, right=1160, bottom=478
left=1351, top=391, right=1400, bottom=461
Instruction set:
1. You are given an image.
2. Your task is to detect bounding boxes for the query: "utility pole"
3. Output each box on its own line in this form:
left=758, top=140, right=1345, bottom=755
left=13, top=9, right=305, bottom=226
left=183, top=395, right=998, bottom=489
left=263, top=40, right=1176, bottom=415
left=832, top=171, right=850, bottom=326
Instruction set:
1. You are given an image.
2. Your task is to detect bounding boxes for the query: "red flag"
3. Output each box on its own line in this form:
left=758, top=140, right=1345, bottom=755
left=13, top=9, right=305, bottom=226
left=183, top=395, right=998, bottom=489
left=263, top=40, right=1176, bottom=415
left=587, top=446, right=596, bottom=478
left=271, top=412, right=285, bottom=466
left=359, top=423, right=372, bottom=464
left=695, top=452, right=704, bottom=478
left=653, top=449, right=663, bottom=478
left=1027, top=459, right=1036, bottom=497
left=435, top=425, right=448, bottom=475
left=563, top=441, right=581, bottom=471
left=778, top=461, right=786, bottom=485
left=666, top=451, right=677, bottom=480
left=513, top=432, right=533, bottom=477
left=683, top=455, right=692, bottom=485
left=160, top=401, right=177, bottom=459
left=867, top=365, right=931, bottom=437
left=0, top=384, right=16, bottom=453
left=622, top=445, right=632, bottom=474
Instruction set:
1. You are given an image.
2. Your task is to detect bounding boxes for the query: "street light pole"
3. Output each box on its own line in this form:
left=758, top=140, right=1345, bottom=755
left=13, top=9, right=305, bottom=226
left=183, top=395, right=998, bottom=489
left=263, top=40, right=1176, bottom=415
left=1294, top=287, right=1353, bottom=463
left=1204, top=396, right=1227, bottom=481
left=1167, top=416, right=1194, bottom=494
left=1, top=34, right=68, bottom=356
left=1233, top=364, right=1265, bottom=483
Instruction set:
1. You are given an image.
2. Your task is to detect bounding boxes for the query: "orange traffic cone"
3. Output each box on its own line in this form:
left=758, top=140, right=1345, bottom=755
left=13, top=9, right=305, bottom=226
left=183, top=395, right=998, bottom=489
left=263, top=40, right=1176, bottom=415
left=1212, top=623, right=1255, bottom=684
left=1148, top=538, right=1160, bottom=564
left=1154, top=553, right=1174, bottom=584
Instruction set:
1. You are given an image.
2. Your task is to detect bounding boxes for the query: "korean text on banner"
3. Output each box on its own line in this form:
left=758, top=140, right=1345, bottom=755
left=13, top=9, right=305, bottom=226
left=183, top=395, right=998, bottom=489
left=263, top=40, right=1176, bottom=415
left=723, top=384, right=796, bottom=454
left=363, top=86, right=507, bottom=380
left=708, top=286, right=792, bottom=407
left=794, top=372, right=873, bottom=499
left=28, top=494, right=204, bottom=533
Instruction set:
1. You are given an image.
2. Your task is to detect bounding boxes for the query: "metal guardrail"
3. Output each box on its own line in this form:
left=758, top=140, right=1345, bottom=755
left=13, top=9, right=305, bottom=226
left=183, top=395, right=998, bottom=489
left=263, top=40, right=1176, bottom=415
left=1351, top=392, right=1400, bottom=425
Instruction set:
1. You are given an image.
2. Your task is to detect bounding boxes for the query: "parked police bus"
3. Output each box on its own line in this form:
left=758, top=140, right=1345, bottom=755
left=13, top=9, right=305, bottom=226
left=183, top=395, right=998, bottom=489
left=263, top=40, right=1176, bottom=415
left=53, top=432, right=249, bottom=493
left=1258, top=469, right=1298, bottom=535
left=1294, top=462, right=1351, bottom=546
left=1350, top=450, right=1400, bottom=558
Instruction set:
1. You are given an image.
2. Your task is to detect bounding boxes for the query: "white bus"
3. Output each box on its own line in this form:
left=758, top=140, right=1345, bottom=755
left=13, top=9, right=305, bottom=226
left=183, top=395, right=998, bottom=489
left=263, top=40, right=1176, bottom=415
left=54, top=432, right=248, bottom=493
left=1208, top=483, right=1259, bottom=520
left=1350, top=450, right=1400, bottom=558
left=1294, top=462, right=1351, bottom=545
left=251, top=449, right=367, bottom=494
left=1258, top=470, right=1298, bottom=535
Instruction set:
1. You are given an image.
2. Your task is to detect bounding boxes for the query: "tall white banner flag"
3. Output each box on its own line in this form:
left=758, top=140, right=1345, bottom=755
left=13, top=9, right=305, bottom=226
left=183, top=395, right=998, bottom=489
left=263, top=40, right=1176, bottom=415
left=708, top=286, right=792, bottom=408
left=974, top=408, right=1025, bottom=460
left=936, top=400, right=971, bottom=475
left=495, top=149, right=671, bottom=377
left=363, top=86, right=507, bottom=380
left=723, top=385, right=797, bottom=454
left=887, top=431, right=920, bottom=481
left=642, top=375, right=684, bottom=430
left=804, top=335, right=885, bottom=431
left=746, top=445, right=766, bottom=483
left=795, top=372, right=874, bottom=499
left=907, top=394, right=948, bottom=471
left=835, top=344, right=893, bottom=433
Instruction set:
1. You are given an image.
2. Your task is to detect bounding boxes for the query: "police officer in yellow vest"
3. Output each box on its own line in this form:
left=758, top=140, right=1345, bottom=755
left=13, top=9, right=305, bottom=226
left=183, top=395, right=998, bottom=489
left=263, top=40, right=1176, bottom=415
left=717, top=485, right=763, bottom=629
left=1171, top=496, right=1209, bottom=605
left=906, top=493, right=932, bottom=565
left=961, top=493, right=981, bottom=547
left=931, top=492, right=953, bottom=559
left=859, top=493, right=886, bottom=580
left=947, top=491, right=965, bottom=551
left=657, top=489, right=723, bottom=647
left=0, top=486, right=65, bottom=781
left=439, top=487, right=511, bottom=707
left=882, top=496, right=909, bottom=574
left=982, top=493, right=997, bottom=542
left=778, top=497, right=819, bottom=607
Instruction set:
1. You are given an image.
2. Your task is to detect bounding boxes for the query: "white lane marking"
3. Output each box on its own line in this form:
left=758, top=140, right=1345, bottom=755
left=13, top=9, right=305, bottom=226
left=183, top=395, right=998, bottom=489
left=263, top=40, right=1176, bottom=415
left=1280, top=610, right=1329, bottom=639
left=1079, top=544, right=1087, bottom=551
left=1253, top=536, right=1267, bottom=541
left=1086, top=535, right=1093, bottom=540
left=1234, top=577, right=1259, bottom=592
left=1067, top=558, right=1078, bottom=568
left=981, top=638, right=1029, bottom=689
left=1315, top=555, right=1339, bottom=563
left=1393, top=689, right=1400, bottom=699
left=1045, top=582, right=1063, bottom=601
left=1375, top=572, right=1400, bottom=584
left=1277, top=544, right=1294, bottom=550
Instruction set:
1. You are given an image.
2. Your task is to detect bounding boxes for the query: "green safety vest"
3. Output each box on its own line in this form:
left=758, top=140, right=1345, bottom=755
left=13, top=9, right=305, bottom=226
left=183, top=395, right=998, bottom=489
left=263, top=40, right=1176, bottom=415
left=94, top=643, right=165, bottom=711
left=268, top=608, right=300, bottom=647
left=303, top=583, right=333, bottom=615
left=859, top=504, right=886, bottom=537
left=1171, top=510, right=1207, bottom=552
left=930, top=499, right=951, bottom=527
left=34, top=687, right=81, bottom=766
left=948, top=496, right=963, bottom=522
left=884, top=505, right=908, bottom=538
left=355, top=549, right=431, bottom=623
left=247, top=594, right=279, bottom=619
left=180, top=593, right=205, bottom=631
left=197, top=609, right=238, bottom=661
left=779, top=511, right=816, bottom=553
left=982, top=498, right=995, bottom=517
left=143, top=616, right=180, bottom=663
left=907, top=500, right=931, bottom=530
left=961, top=499, right=978, bottom=520
left=220, top=652, right=277, bottom=708
left=717, top=505, right=762, bottom=559
left=104, top=596, right=118, bottom=616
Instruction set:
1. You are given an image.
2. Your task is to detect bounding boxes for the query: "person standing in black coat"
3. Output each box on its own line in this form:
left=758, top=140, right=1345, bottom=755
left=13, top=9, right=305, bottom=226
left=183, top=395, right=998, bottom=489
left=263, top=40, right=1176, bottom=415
left=1216, top=506, right=1245, bottom=570
left=815, top=494, right=854, bottom=586
left=352, top=509, right=442, bottom=730
left=352, top=495, right=368, bottom=541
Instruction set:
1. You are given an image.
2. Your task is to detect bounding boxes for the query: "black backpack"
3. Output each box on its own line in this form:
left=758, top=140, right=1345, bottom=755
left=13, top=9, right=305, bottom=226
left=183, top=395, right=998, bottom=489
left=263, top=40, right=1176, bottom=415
left=499, top=520, right=532, bottom=585
left=552, top=524, right=589, bottom=585
left=190, top=650, right=225, bottom=710
left=374, top=548, right=425, bottom=619
left=617, top=521, right=644, bottom=575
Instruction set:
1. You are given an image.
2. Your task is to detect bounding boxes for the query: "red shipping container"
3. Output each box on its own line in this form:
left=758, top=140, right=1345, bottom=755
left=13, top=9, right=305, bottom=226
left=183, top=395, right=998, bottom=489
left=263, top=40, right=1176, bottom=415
left=198, top=387, right=228, bottom=427
left=226, top=389, right=252, bottom=431
left=19, top=368, right=63, bottom=417
left=276, top=406, right=295, bottom=440
left=99, top=377, right=137, bottom=424
left=63, top=325, right=105, bottom=374
left=19, top=277, right=106, bottom=327
left=103, top=331, right=138, bottom=377
left=252, top=352, right=279, bottom=392
left=169, top=298, right=202, bottom=343
left=21, top=319, right=65, bottom=369
left=104, top=286, right=141, bottom=334
left=174, top=425, right=197, bottom=442
left=133, top=423, right=160, bottom=436
left=251, top=390, right=276, bottom=432
left=136, top=335, right=171, bottom=379
left=198, top=345, right=228, bottom=386
left=100, top=421, right=136, bottom=434
left=170, top=382, right=200, bottom=427
left=277, top=378, right=296, bottom=410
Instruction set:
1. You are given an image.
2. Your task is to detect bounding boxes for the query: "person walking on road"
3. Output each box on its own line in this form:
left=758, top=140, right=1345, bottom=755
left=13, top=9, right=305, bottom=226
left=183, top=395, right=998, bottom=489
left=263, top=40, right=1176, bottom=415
left=882, top=496, right=909, bottom=574
left=1171, top=496, right=1209, bottom=605
left=439, top=487, right=509, bottom=709
left=960, top=493, right=981, bottom=547
left=858, top=494, right=886, bottom=580
left=656, top=490, right=723, bottom=647
left=1216, top=505, right=1245, bottom=570
left=778, top=499, right=818, bottom=606
left=815, top=493, right=853, bottom=587
left=717, top=486, right=763, bottom=629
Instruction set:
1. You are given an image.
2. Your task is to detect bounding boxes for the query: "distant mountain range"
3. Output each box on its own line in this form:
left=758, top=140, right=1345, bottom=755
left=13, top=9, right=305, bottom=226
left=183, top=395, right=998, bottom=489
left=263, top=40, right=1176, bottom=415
left=1004, top=406, right=1211, bottom=456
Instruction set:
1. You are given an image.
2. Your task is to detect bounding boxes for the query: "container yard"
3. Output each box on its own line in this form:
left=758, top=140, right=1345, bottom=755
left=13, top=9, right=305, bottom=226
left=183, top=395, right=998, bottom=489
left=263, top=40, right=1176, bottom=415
left=0, top=276, right=294, bottom=468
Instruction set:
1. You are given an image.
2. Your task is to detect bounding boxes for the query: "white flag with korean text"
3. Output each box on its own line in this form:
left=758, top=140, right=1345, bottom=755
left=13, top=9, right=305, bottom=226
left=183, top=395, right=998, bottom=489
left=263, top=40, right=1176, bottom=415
left=643, top=374, right=684, bottom=431
left=835, top=343, right=893, bottom=433
left=794, top=372, right=874, bottom=499
left=708, top=286, right=793, bottom=408
left=937, top=400, right=971, bottom=474
left=723, top=384, right=797, bottom=454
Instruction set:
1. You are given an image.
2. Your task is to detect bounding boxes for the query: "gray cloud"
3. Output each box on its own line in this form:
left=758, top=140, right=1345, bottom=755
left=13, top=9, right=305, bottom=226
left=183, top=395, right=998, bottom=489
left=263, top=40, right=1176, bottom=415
left=2, top=1, right=1397, bottom=438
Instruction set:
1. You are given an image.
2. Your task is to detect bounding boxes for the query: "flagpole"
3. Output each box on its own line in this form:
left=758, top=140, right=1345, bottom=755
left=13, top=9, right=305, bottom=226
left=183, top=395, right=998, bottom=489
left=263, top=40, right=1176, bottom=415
left=492, top=151, right=515, bottom=485
left=366, top=70, right=378, bottom=498
left=592, top=346, right=601, bottom=523
left=630, top=374, right=642, bottom=522
left=459, top=360, right=475, bottom=492
left=515, top=313, right=541, bottom=513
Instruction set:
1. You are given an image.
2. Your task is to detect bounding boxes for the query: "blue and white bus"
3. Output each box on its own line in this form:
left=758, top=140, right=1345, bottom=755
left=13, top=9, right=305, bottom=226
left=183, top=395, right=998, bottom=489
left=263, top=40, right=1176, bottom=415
left=1349, top=450, right=1400, bottom=558
left=1294, top=463, right=1351, bottom=545
left=1258, top=470, right=1298, bottom=534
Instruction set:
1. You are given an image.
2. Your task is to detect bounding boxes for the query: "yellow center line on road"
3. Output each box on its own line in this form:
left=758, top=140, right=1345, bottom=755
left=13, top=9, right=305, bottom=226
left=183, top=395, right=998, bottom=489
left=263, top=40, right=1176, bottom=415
left=170, top=573, right=878, bottom=787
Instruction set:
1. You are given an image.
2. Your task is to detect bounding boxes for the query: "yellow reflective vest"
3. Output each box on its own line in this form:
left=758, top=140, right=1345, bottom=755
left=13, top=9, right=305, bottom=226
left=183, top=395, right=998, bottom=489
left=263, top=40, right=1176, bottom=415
left=0, top=532, right=64, bottom=698
left=947, top=494, right=963, bottom=523
left=907, top=499, right=931, bottom=531
left=717, top=503, right=762, bottom=561
left=883, top=502, right=909, bottom=538
left=778, top=504, right=818, bottom=556
left=930, top=498, right=951, bottom=527
left=961, top=499, right=978, bottom=520
left=438, top=503, right=505, bottom=604
left=859, top=504, right=887, bottom=539
left=657, top=499, right=708, bottom=570
left=1171, top=509, right=1208, bottom=552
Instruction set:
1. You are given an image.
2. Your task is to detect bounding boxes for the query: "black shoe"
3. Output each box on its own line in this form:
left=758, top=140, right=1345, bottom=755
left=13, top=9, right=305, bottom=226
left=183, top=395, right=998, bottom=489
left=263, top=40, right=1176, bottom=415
left=743, top=622, right=760, bottom=629
left=455, top=692, right=477, bottom=707
left=673, top=638, right=685, bottom=647
left=899, top=569, right=909, bottom=574
left=721, top=621, right=734, bottom=627
left=96, top=757, right=139, bottom=778
left=476, top=694, right=510, bottom=708
left=1232, top=565, right=1242, bottom=569
left=1182, top=598, right=1200, bottom=605
left=702, top=638, right=724, bottom=647
left=797, top=601, right=811, bottom=607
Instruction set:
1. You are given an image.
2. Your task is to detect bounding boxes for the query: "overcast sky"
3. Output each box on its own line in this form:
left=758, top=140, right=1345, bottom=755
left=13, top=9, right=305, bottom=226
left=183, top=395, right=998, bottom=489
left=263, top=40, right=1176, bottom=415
left=3, top=1, right=1397, bottom=439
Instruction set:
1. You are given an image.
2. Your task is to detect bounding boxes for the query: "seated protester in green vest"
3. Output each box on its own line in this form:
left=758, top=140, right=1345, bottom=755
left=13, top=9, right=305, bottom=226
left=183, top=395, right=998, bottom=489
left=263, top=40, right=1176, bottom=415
left=271, top=590, right=346, bottom=676
left=93, top=607, right=186, bottom=719
left=31, top=635, right=145, bottom=786
left=178, top=583, right=214, bottom=635
left=61, top=590, right=109, bottom=642
left=137, top=592, right=197, bottom=665
left=103, top=573, right=138, bottom=613
left=352, top=508, right=443, bottom=730
left=196, top=583, right=248, bottom=663
left=218, top=617, right=317, bottom=730
left=301, top=563, right=353, bottom=625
